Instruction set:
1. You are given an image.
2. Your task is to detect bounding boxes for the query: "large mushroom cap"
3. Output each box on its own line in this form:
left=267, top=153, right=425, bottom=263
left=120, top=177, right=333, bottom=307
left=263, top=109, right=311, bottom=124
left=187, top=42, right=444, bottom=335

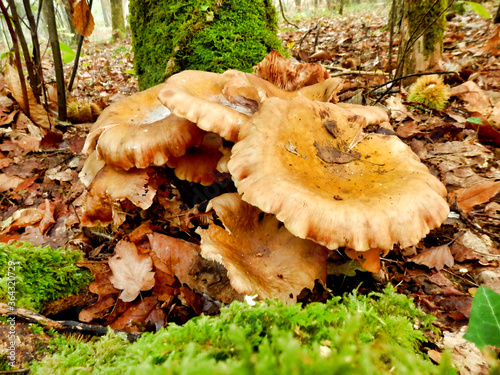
left=196, top=193, right=327, bottom=304
left=82, top=84, right=203, bottom=171
left=228, top=96, right=450, bottom=251
left=158, top=70, right=251, bottom=142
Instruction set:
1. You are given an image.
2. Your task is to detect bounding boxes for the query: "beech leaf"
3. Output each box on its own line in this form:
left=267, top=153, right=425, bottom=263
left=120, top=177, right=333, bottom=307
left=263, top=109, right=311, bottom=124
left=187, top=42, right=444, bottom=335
left=72, top=0, right=95, bottom=37
left=463, top=287, right=500, bottom=349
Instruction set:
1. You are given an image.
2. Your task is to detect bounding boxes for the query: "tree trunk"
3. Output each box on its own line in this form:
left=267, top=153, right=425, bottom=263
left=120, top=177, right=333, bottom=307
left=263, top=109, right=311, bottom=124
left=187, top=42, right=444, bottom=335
left=43, top=0, right=67, bottom=121
left=294, top=0, right=301, bottom=10
left=397, top=0, right=447, bottom=78
left=494, top=2, right=499, bottom=23
left=129, top=0, right=284, bottom=90
left=101, top=0, right=111, bottom=27
left=111, top=0, right=125, bottom=39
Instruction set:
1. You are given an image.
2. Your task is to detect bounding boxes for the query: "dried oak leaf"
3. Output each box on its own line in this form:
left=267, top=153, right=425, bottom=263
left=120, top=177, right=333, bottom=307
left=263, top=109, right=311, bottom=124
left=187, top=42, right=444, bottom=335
left=109, top=240, right=155, bottom=302
left=410, top=245, right=454, bottom=271
left=197, top=193, right=328, bottom=304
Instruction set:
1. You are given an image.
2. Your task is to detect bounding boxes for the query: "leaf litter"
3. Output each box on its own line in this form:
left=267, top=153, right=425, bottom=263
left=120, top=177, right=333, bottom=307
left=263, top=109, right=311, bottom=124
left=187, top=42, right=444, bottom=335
left=0, top=8, right=499, bottom=372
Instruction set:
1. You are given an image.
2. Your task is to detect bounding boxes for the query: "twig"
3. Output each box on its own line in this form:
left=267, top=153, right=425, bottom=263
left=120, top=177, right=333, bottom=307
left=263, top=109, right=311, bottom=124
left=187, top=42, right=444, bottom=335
left=313, top=21, right=321, bottom=53
left=0, top=369, right=30, bottom=374
left=329, top=69, right=389, bottom=77
left=387, top=0, right=397, bottom=78
left=278, top=0, right=298, bottom=28
left=0, top=303, right=140, bottom=342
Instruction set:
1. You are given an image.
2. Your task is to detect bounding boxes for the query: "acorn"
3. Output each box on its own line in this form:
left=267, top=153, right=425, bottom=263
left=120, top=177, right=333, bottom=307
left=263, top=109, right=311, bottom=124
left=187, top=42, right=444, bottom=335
left=408, top=75, right=450, bottom=111
left=67, top=100, right=102, bottom=123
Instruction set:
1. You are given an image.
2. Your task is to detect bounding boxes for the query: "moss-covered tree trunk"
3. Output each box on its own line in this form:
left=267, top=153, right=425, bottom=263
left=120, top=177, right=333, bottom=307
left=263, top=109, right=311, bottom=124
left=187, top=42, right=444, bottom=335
left=398, top=0, right=446, bottom=77
left=111, top=0, right=125, bottom=39
left=128, top=0, right=285, bottom=90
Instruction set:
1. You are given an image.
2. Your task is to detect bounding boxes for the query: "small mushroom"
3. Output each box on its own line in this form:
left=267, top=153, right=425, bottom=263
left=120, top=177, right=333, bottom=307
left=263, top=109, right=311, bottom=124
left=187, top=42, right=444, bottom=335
left=196, top=193, right=328, bottom=304
left=228, top=96, right=449, bottom=252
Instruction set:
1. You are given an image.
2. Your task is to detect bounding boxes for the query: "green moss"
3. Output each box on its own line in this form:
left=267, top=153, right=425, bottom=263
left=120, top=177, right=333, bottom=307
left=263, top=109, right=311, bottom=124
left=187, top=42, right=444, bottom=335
left=407, top=0, right=447, bottom=58
left=31, top=285, right=455, bottom=374
left=129, top=0, right=286, bottom=90
left=0, top=242, right=93, bottom=311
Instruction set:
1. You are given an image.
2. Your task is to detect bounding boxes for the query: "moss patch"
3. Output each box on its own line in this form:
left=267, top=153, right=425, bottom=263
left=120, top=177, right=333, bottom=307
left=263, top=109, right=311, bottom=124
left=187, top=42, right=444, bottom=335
left=31, top=285, right=455, bottom=374
left=0, top=242, right=93, bottom=312
left=128, top=0, right=286, bottom=90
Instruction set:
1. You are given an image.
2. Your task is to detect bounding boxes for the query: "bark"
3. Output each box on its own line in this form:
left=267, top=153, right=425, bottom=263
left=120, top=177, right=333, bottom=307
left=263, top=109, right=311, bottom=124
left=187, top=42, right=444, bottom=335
left=101, top=0, right=111, bottom=27
left=397, top=0, right=447, bottom=78
left=0, top=0, right=29, bottom=116
left=6, top=0, right=41, bottom=100
left=43, top=0, right=67, bottom=121
left=494, top=2, right=499, bottom=23
left=110, top=0, right=125, bottom=39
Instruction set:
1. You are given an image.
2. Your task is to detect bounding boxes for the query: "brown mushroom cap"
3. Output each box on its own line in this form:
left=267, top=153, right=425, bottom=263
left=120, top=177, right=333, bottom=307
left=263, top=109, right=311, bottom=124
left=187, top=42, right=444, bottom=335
left=82, top=84, right=203, bottom=171
left=158, top=70, right=251, bottom=142
left=228, top=96, right=450, bottom=251
left=196, top=193, right=327, bottom=303
left=166, top=133, right=230, bottom=186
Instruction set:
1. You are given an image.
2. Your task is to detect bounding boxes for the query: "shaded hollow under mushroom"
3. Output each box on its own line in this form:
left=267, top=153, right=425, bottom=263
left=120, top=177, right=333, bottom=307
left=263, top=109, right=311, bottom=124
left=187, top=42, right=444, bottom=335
left=196, top=193, right=328, bottom=304
left=228, top=96, right=450, bottom=252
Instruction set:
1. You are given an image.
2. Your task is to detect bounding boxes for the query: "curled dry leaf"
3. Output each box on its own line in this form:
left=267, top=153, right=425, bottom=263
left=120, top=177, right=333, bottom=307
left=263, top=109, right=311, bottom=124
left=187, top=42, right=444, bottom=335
left=344, top=248, right=385, bottom=273
left=254, top=49, right=329, bottom=90
left=196, top=193, right=328, bottom=304
left=109, top=240, right=155, bottom=302
left=410, top=245, right=454, bottom=271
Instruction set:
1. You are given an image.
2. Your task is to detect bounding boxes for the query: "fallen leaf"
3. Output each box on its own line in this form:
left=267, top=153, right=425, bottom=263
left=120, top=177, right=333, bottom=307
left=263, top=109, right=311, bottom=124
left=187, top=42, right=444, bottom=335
left=109, top=296, right=158, bottom=332
left=450, top=81, right=492, bottom=115
left=109, top=240, right=155, bottom=302
left=449, top=179, right=500, bottom=212
left=344, top=248, right=383, bottom=273
left=410, top=245, right=454, bottom=270
left=72, top=0, right=95, bottom=37
left=0, top=173, right=24, bottom=192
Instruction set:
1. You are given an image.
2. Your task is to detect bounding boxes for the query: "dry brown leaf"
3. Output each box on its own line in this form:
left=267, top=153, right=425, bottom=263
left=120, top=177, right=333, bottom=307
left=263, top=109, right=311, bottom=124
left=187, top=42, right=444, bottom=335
left=4, top=65, right=54, bottom=129
left=0, top=173, right=23, bottom=192
left=8, top=208, right=45, bottom=231
left=196, top=193, right=328, bottom=304
left=344, top=248, right=383, bottom=273
left=478, top=24, right=500, bottom=56
left=38, top=199, right=56, bottom=235
left=148, top=232, right=238, bottom=304
left=449, top=179, right=500, bottom=212
left=410, top=245, right=454, bottom=270
left=109, top=296, right=158, bottom=332
left=450, top=81, right=492, bottom=115
left=72, top=0, right=95, bottom=37
left=109, top=240, right=155, bottom=302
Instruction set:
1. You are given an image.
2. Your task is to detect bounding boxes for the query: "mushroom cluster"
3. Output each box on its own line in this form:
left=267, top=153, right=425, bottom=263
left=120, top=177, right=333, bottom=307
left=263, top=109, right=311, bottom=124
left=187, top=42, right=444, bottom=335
left=80, top=51, right=450, bottom=303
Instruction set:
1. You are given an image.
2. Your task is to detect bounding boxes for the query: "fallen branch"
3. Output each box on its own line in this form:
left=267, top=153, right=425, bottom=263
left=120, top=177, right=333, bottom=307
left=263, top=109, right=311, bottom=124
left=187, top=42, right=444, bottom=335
left=0, top=303, right=140, bottom=342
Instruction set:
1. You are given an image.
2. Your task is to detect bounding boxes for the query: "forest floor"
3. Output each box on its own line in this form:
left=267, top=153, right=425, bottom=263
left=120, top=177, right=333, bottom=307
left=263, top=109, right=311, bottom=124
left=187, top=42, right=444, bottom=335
left=0, top=7, right=499, bottom=373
